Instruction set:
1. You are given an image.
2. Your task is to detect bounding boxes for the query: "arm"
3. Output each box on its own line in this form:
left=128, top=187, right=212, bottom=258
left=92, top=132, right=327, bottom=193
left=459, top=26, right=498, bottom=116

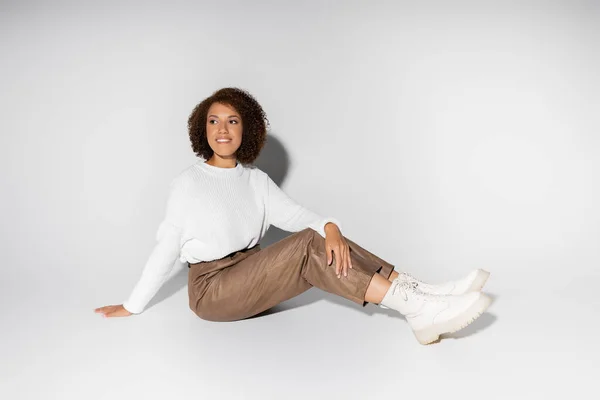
left=122, top=223, right=182, bottom=314
left=94, top=178, right=189, bottom=317
left=122, top=179, right=189, bottom=314
left=266, top=174, right=342, bottom=237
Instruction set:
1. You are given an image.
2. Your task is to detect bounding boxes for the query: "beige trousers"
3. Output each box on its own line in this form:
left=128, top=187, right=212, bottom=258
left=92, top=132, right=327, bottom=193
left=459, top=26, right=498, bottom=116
left=188, top=228, right=395, bottom=322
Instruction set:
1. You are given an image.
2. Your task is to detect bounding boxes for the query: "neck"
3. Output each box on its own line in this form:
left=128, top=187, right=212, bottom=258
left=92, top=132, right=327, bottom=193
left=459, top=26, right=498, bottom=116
left=206, top=155, right=237, bottom=169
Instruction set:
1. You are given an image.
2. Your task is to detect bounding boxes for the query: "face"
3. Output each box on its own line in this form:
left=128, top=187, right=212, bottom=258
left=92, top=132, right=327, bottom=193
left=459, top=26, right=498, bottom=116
left=205, top=102, right=243, bottom=161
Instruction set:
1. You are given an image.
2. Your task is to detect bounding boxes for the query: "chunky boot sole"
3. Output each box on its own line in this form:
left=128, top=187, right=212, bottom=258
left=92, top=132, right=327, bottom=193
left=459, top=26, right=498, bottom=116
left=466, top=269, right=491, bottom=293
left=412, top=292, right=492, bottom=345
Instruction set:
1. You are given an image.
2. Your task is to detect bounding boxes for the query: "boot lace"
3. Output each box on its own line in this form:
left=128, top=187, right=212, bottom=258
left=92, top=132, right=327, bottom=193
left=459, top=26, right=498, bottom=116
left=399, top=271, right=418, bottom=282
left=393, top=279, right=449, bottom=302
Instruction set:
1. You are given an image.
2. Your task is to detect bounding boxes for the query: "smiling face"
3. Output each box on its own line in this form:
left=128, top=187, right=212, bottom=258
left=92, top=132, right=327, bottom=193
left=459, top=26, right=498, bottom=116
left=205, top=102, right=243, bottom=166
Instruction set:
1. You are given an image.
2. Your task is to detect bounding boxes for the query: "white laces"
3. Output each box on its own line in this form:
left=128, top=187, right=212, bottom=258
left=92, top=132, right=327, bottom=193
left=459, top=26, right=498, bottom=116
left=392, top=279, right=448, bottom=303
left=399, top=272, right=441, bottom=292
left=399, top=271, right=418, bottom=282
left=392, top=280, right=420, bottom=301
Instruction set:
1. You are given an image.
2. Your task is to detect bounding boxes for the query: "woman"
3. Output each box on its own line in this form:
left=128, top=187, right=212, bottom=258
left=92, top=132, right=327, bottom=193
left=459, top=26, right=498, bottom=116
left=94, top=87, right=492, bottom=345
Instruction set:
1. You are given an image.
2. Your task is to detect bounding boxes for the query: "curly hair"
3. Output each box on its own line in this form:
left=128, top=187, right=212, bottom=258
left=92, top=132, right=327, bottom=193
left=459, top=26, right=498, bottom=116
left=188, top=87, right=270, bottom=165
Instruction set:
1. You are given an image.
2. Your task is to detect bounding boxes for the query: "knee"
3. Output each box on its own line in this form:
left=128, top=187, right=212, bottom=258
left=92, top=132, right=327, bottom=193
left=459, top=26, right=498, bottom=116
left=299, top=227, right=315, bottom=238
left=297, top=228, right=321, bottom=246
left=299, top=228, right=327, bottom=255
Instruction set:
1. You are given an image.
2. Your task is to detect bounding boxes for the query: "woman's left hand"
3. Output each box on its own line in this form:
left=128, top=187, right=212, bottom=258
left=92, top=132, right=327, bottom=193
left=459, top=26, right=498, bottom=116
left=324, top=223, right=353, bottom=278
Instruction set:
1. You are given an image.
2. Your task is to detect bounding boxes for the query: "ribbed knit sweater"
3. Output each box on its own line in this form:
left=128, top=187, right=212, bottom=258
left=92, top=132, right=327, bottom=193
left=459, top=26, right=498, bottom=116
left=122, top=160, right=342, bottom=314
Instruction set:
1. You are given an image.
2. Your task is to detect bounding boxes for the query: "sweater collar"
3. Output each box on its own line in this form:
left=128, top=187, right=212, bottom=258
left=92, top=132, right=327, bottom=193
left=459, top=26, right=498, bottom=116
left=195, top=159, right=244, bottom=177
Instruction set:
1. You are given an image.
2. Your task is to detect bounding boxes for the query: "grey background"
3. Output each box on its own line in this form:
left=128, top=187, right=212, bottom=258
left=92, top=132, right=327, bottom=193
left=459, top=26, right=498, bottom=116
left=1, top=0, right=598, bottom=399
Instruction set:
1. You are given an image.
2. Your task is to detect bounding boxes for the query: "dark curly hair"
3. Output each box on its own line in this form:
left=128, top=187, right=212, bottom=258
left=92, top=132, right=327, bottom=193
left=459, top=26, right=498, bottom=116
left=188, top=87, right=270, bottom=165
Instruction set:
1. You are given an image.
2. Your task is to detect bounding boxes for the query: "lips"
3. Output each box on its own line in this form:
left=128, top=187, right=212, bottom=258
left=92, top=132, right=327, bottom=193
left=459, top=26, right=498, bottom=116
left=216, top=138, right=232, bottom=143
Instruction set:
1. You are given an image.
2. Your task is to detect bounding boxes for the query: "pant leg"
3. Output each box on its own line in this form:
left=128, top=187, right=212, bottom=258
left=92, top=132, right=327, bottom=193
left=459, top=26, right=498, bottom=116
left=188, top=228, right=395, bottom=322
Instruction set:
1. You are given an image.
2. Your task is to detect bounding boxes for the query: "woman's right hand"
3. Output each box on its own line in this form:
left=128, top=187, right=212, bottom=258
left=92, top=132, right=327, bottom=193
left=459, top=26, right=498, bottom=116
left=94, top=304, right=134, bottom=318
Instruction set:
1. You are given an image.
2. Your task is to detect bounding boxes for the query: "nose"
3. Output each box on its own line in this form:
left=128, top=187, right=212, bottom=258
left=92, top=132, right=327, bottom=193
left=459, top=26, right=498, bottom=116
left=218, top=121, right=228, bottom=133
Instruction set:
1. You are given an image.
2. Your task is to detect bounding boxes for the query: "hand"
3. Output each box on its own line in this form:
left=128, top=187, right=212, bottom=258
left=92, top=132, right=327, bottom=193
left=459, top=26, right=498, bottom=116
left=324, top=223, right=353, bottom=279
left=94, top=304, right=134, bottom=318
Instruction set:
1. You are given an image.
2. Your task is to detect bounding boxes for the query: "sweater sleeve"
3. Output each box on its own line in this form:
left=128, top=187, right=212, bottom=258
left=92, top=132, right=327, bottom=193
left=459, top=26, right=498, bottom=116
left=265, top=174, right=342, bottom=238
left=122, top=180, right=187, bottom=314
left=122, top=224, right=182, bottom=314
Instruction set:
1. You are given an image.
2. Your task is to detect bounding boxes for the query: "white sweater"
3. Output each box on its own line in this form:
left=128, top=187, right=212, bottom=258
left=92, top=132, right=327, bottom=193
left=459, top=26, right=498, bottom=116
left=123, top=160, right=342, bottom=314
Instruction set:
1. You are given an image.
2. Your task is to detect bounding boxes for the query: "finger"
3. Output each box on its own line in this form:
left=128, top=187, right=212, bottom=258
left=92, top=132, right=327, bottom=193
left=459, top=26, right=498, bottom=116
left=94, top=306, right=114, bottom=313
left=335, top=247, right=342, bottom=277
left=336, top=250, right=341, bottom=274
left=340, top=247, right=348, bottom=276
left=105, top=310, right=123, bottom=318
left=343, top=247, right=349, bottom=277
left=347, top=246, right=352, bottom=273
left=327, top=248, right=332, bottom=266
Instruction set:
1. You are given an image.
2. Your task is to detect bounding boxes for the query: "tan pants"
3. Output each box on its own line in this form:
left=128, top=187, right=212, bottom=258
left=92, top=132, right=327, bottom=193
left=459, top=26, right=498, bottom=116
left=188, top=228, right=395, bottom=322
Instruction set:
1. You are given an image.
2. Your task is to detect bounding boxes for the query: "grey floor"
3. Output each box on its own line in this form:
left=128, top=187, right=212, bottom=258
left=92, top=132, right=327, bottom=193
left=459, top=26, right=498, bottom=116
left=3, top=229, right=597, bottom=400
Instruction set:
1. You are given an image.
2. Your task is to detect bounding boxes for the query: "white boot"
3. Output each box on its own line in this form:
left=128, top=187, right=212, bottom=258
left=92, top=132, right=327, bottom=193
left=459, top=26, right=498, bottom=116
left=380, top=279, right=492, bottom=345
left=379, top=269, right=490, bottom=310
left=398, top=269, right=490, bottom=295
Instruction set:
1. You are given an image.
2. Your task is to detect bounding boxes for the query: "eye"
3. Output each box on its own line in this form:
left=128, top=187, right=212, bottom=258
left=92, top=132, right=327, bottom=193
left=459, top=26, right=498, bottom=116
left=208, top=119, right=217, bottom=124
left=229, top=120, right=238, bottom=124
